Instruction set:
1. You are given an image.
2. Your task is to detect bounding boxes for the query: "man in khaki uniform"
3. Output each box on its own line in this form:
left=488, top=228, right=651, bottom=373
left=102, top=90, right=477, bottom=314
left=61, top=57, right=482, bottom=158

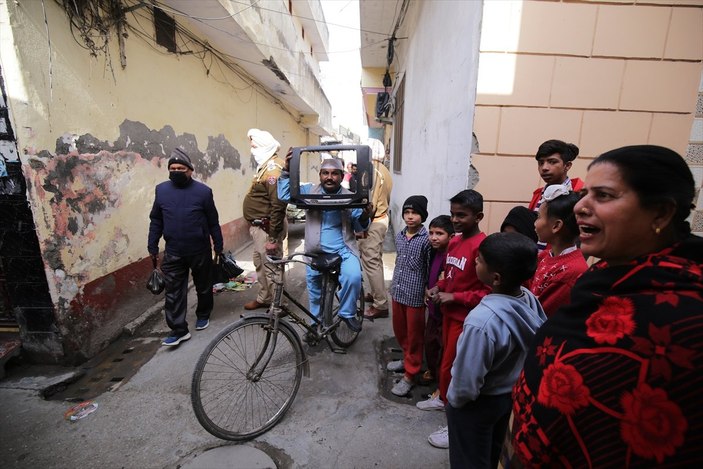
left=361, top=140, right=393, bottom=319
left=242, top=129, right=287, bottom=310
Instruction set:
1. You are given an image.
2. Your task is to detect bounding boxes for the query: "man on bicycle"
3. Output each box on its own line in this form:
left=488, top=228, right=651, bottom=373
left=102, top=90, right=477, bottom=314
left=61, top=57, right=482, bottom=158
left=278, top=157, right=372, bottom=332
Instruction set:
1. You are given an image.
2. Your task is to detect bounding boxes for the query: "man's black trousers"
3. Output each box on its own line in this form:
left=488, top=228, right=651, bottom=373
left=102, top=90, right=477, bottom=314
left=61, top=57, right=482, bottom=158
left=161, top=251, right=213, bottom=335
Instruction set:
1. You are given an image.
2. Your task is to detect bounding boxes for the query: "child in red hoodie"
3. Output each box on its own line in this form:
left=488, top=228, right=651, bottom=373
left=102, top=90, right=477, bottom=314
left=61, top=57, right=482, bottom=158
left=425, top=189, right=491, bottom=449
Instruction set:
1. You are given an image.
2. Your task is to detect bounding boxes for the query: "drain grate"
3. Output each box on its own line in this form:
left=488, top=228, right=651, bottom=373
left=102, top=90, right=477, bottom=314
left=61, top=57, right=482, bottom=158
left=380, top=337, right=437, bottom=405
left=47, top=336, right=161, bottom=401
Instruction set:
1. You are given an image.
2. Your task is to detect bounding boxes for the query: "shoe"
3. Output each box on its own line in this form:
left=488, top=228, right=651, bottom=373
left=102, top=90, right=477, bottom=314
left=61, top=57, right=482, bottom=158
left=195, top=319, right=209, bottom=330
left=244, top=300, right=271, bottom=310
left=162, top=332, right=191, bottom=346
left=416, top=394, right=445, bottom=411
left=386, top=360, right=405, bottom=372
left=419, top=370, right=435, bottom=385
left=428, top=426, right=449, bottom=449
left=391, top=378, right=414, bottom=396
left=364, top=293, right=373, bottom=303
left=303, top=331, right=318, bottom=345
left=363, top=306, right=389, bottom=320
left=341, top=316, right=362, bottom=333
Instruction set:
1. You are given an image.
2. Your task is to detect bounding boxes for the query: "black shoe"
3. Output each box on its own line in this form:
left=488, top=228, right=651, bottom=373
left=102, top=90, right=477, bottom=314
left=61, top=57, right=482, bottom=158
left=341, top=316, right=362, bottom=333
left=303, top=331, right=319, bottom=345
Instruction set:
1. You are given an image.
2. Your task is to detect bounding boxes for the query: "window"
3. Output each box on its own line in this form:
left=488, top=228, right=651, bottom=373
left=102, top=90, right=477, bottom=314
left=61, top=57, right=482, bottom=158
left=154, top=7, right=176, bottom=53
left=392, top=76, right=405, bottom=173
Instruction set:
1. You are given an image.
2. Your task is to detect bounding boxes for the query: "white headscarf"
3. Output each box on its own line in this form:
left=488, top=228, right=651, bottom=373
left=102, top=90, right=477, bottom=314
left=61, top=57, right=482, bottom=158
left=248, top=128, right=280, bottom=167
left=367, top=138, right=385, bottom=162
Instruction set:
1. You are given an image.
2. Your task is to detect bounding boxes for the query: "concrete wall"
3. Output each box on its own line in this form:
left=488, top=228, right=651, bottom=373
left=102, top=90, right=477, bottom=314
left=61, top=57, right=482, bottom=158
left=472, top=0, right=703, bottom=234
left=0, top=0, right=320, bottom=362
left=389, top=1, right=483, bottom=229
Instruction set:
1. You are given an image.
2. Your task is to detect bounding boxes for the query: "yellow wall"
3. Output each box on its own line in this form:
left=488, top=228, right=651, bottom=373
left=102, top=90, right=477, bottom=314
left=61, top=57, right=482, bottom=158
left=472, top=0, right=703, bottom=234
left=2, top=1, right=312, bottom=300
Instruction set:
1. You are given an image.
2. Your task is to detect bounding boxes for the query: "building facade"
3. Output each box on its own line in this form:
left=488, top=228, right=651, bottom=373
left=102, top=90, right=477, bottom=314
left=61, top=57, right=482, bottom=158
left=0, top=0, right=333, bottom=363
left=360, top=0, right=703, bottom=236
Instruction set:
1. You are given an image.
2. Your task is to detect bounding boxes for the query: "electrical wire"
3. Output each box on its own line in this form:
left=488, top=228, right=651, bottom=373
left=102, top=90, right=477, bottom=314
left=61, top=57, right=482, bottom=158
left=150, top=0, right=384, bottom=56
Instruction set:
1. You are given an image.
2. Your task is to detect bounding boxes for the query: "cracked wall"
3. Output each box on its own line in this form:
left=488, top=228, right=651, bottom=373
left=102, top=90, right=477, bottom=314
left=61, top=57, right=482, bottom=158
left=2, top=0, right=312, bottom=362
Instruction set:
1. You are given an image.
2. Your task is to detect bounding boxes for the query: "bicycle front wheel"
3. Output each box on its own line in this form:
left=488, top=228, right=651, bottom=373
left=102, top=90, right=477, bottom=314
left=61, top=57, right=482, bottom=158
left=330, top=286, right=365, bottom=348
left=191, top=316, right=304, bottom=440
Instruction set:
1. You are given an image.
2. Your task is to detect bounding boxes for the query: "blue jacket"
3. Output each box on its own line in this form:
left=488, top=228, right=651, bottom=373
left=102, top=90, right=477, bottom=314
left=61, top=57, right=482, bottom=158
left=148, top=178, right=223, bottom=257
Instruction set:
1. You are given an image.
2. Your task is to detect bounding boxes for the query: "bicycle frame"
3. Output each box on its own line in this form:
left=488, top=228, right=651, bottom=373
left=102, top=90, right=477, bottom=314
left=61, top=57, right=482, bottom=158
left=263, top=253, right=346, bottom=349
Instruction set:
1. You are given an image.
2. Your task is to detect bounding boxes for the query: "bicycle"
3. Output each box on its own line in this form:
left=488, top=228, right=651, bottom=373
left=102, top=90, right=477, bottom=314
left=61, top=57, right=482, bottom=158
left=190, top=251, right=365, bottom=441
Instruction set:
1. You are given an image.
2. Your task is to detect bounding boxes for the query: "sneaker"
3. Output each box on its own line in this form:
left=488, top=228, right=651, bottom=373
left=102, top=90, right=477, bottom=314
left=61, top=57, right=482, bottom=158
left=391, top=378, right=414, bottom=396
left=162, top=332, right=191, bottom=347
left=195, top=319, right=209, bottom=330
left=416, top=394, right=445, bottom=411
left=386, top=360, right=405, bottom=372
left=428, top=426, right=449, bottom=449
left=341, top=316, right=362, bottom=333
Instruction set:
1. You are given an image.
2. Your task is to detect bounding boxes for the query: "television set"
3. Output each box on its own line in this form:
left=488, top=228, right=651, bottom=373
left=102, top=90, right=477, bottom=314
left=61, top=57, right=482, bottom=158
left=288, top=144, right=373, bottom=209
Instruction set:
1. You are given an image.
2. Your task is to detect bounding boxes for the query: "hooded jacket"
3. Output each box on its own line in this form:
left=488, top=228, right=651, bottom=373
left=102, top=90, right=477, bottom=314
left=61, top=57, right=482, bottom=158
left=447, top=287, right=547, bottom=407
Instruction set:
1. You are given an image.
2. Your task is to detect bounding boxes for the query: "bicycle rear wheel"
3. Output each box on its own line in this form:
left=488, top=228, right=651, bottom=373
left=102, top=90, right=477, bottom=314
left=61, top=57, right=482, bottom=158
left=191, top=316, right=304, bottom=440
left=330, top=286, right=365, bottom=347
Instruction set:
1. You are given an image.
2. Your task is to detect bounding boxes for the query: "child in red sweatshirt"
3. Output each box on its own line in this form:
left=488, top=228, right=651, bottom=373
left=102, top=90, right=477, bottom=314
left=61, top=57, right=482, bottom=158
left=530, top=185, right=588, bottom=317
left=425, top=189, right=491, bottom=449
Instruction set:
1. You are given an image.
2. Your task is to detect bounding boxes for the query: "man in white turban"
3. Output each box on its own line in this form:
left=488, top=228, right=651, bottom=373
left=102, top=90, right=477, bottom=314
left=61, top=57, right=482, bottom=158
left=242, top=129, right=288, bottom=310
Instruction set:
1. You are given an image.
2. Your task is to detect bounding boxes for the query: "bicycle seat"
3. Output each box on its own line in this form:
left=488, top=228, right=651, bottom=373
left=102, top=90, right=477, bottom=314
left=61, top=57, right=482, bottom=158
left=308, top=252, right=342, bottom=272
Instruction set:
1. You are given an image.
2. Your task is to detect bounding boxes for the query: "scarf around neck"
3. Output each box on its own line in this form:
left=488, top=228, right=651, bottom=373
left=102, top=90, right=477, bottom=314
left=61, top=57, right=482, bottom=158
left=513, top=235, right=703, bottom=467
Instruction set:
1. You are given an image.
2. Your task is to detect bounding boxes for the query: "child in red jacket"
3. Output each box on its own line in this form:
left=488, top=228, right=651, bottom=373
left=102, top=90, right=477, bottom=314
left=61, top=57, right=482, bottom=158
left=530, top=185, right=588, bottom=316
left=425, top=189, right=491, bottom=449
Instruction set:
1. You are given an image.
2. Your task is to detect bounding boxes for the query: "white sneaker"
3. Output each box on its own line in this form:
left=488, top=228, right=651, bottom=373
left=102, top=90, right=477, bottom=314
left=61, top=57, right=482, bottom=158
left=428, top=426, right=449, bottom=449
left=386, top=360, right=404, bottom=372
left=416, top=394, right=445, bottom=411
left=391, top=378, right=414, bottom=396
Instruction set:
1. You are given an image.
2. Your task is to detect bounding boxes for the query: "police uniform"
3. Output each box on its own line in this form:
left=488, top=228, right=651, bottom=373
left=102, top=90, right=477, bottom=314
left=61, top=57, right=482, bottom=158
left=243, top=155, right=288, bottom=306
left=359, top=160, right=393, bottom=313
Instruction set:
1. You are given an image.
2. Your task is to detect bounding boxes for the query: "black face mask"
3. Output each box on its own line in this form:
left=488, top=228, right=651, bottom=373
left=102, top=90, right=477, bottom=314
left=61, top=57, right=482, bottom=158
left=169, top=171, right=189, bottom=186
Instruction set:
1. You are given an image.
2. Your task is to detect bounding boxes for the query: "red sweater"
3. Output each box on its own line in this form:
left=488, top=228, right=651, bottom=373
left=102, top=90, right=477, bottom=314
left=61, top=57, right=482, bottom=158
left=436, top=232, right=490, bottom=322
left=529, top=248, right=588, bottom=317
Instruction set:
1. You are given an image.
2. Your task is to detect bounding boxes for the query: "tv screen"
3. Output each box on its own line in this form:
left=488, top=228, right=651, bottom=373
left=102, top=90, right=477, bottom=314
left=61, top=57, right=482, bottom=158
left=288, top=144, right=373, bottom=209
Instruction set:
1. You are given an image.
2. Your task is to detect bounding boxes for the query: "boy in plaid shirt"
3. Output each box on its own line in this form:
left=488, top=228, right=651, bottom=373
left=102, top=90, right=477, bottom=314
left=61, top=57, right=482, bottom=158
left=388, top=195, right=432, bottom=396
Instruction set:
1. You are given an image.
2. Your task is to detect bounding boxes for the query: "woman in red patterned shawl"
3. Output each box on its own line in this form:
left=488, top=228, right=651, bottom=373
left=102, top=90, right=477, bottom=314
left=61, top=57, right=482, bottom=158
left=512, top=145, right=703, bottom=467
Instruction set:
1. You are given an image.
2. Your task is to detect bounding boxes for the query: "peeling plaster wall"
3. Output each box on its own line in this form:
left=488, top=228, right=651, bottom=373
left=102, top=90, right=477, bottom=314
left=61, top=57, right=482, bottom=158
left=1, top=1, right=313, bottom=361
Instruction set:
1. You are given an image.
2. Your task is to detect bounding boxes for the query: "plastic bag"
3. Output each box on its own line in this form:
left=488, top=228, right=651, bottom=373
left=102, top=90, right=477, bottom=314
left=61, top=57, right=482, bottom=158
left=220, top=252, right=244, bottom=279
left=212, top=252, right=244, bottom=285
left=146, top=256, right=165, bottom=295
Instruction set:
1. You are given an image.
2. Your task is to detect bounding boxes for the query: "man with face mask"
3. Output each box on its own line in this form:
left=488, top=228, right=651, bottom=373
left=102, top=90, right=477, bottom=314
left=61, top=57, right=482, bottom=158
left=148, top=148, right=224, bottom=346
left=242, top=129, right=288, bottom=310
left=278, top=157, right=373, bottom=333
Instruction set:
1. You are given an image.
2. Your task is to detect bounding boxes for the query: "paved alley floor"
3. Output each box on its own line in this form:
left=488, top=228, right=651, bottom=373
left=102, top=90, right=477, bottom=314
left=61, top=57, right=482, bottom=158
left=0, top=224, right=448, bottom=469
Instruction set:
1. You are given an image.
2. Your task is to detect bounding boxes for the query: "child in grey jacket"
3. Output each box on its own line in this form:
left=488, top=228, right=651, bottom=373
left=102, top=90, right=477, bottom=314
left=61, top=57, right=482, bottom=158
left=446, top=232, right=547, bottom=469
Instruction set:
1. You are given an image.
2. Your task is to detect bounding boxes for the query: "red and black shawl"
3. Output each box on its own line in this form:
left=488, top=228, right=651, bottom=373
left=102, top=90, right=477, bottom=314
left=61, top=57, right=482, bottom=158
left=512, top=235, right=703, bottom=467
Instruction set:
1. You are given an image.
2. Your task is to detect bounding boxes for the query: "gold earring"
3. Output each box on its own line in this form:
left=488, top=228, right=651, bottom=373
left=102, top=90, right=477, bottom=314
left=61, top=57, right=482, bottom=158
left=655, top=227, right=661, bottom=235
